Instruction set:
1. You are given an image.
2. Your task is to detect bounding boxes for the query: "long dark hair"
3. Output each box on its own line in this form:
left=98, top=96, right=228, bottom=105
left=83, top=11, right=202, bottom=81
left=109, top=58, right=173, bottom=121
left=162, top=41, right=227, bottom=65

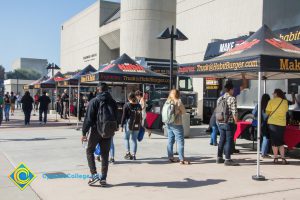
left=24, top=91, right=30, bottom=96
left=261, top=93, right=270, bottom=112
left=274, top=88, right=285, bottom=99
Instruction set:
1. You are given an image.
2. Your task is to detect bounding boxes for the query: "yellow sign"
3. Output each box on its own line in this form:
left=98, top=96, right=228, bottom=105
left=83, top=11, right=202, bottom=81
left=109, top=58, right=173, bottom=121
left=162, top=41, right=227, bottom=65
left=81, top=74, right=96, bottom=82
left=8, top=162, right=36, bottom=191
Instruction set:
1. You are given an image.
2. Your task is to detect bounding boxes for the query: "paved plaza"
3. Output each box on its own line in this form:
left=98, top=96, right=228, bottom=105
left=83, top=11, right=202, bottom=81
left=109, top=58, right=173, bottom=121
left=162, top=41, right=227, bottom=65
left=0, top=110, right=300, bottom=200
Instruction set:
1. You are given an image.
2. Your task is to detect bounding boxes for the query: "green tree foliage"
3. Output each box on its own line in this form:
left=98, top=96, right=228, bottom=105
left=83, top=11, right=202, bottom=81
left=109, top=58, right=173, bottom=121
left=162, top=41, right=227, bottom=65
left=6, top=69, right=42, bottom=80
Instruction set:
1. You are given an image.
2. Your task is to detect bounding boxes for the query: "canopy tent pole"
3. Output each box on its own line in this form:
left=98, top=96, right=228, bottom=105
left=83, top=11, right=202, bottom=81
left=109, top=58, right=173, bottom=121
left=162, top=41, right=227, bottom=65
left=263, top=79, right=267, bottom=93
left=252, top=71, right=266, bottom=181
left=54, top=87, right=57, bottom=121
left=68, top=85, right=71, bottom=125
left=76, top=82, right=80, bottom=131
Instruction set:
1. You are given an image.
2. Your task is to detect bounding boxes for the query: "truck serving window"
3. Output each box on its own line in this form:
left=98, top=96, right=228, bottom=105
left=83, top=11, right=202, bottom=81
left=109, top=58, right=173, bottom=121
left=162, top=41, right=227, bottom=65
left=179, top=77, right=193, bottom=91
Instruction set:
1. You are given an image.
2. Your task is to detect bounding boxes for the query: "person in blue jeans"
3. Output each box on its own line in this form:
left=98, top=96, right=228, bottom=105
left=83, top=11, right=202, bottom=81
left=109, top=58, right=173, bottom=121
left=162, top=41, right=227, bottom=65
left=94, top=137, right=115, bottom=163
left=209, top=110, right=218, bottom=146
left=4, top=94, right=11, bottom=122
left=216, top=82, right=239, bottom=166
left=164, top=89, right=190, bottom=165
left=121, top=92, right=142, bottom=160
left=252, top=94, right=271, bottom=158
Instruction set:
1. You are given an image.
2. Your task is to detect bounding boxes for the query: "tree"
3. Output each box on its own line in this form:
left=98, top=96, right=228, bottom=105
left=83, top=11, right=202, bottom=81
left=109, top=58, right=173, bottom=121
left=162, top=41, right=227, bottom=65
left=6, top=69, right=42, bottom=80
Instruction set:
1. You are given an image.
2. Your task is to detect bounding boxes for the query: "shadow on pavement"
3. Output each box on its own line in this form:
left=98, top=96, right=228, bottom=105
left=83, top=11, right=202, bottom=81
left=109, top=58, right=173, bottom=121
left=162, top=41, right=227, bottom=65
left=113, top=178, right=226, bottom=188
left=0, top=119, right=77, bottom=129
left=0, top=137, right=66, bottom=142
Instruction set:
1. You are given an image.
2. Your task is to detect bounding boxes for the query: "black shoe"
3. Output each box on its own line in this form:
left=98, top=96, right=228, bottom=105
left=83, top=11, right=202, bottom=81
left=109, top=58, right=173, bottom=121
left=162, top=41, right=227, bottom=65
left=216, top=157, right=225, bottom=164
left=100, top=179, right=107, bottom=187
left=110, top=158, right=115, bottom=164
left=132, top=155, right=136, bottom=160
left=88, top=174, right=100, bottom=186
left=224, top=159, right=240, bottom=166
left=209, top=143, right=213, bottom=146
left=233, top=149, right=240, bottom=154
left=96, top=156, right=101, bottom=162
left=124, top=153, right=133, bottom=160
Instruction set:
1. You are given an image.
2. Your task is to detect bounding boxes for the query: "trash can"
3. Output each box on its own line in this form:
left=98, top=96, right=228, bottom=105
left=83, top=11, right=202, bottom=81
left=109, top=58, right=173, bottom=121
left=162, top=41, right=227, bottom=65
left=163, top=113, right=190, bottom=138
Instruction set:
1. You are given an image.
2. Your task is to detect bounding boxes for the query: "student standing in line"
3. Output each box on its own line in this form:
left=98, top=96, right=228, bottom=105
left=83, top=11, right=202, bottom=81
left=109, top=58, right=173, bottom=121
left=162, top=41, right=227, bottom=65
left=266, top=89, right=289, bottom=164
left=163, top=89, right=190, bottom=165
left=216, top=82, right=239, bottom=166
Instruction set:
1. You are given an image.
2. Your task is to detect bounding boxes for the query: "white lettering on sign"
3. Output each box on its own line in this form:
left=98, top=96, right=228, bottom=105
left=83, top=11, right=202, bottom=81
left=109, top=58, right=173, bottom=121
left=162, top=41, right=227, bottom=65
left=219, top=42, right=235, bottom=53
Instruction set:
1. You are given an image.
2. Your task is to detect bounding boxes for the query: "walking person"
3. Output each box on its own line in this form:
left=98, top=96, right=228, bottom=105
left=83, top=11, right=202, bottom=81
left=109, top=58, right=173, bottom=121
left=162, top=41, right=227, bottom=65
left=21, top=91, right=34, bottom=125
left=252, top=94, right=271, bottom=158
left=34, top=93, right=39, bottom=112
left=266, top=89, right=289, bottom=164
left=77, top=93, right=85, bottom=121
left=61, top=89, right=69, bottom=119
left=10, top=92, right=17, bottom=116
left=135, top=90, right=150, bottom=136
left=162, top=89, right=190, bottom=165
left=16, top=93, right=22, bottom=109
left=82, top=83, right=118, bottom=187
left=0, top=95, right=3, bottom=126
left=209, top=109, right=218, bottom=146
left=4, top=94, right=11, bottom=122
left=216, top=82, right=239, bottom=166
left=121, top=92, right=143, bottom=160
left=38, top=91, right=51, bottom=125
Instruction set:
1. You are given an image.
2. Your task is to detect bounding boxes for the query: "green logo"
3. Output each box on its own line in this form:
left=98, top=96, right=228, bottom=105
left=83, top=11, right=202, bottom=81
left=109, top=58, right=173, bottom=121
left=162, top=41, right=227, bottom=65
left=8, top=162, right=36, bottom=190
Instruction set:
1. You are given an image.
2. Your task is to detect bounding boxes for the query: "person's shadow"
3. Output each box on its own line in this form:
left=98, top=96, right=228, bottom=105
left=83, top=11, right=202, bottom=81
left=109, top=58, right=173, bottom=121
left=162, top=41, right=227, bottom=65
left=113, top=178, right=226, bottom=189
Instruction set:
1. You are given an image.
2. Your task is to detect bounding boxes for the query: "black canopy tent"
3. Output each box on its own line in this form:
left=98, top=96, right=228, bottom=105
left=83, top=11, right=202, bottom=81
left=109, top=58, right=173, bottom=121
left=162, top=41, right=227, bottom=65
left=179, top=25, right=300, bottom=181
left=57, top=65, right=97, bottom=128
left=23, top=76, right=48, bottom=91
left=81, top=53, right=169, bottom=85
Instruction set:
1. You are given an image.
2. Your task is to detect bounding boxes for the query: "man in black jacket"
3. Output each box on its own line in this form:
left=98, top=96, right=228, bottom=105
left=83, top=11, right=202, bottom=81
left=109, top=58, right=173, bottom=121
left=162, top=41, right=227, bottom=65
left=38, top=91, right=51, bottom=125
left=81, top=83, right=117, bottom=187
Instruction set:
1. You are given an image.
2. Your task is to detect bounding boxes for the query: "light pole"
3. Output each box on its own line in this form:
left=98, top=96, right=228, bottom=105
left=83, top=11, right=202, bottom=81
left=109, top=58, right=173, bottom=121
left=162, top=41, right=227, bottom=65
left=157, top=25, right=188, bottom=90
left=46, top=63, right=60, bottom=110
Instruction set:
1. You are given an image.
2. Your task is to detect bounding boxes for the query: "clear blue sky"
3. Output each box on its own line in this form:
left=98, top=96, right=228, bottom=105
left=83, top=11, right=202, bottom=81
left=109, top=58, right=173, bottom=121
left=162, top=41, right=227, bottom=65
left=0, top=0, right=119, bottom=72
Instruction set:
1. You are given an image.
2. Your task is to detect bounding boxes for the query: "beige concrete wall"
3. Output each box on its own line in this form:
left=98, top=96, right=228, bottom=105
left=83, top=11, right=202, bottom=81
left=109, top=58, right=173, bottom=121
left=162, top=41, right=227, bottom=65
left=176, top=0, right=263, bottom=118
left=120, top=0, right=176, bottom=59
left=60, top=1, right=100, bottom=72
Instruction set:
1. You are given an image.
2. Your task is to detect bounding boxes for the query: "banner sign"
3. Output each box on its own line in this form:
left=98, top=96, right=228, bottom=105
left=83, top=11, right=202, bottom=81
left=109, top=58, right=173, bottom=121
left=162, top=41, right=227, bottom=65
left=204, top=25, right=300, bottom=60
left=205, top=77, right=219, bottom=90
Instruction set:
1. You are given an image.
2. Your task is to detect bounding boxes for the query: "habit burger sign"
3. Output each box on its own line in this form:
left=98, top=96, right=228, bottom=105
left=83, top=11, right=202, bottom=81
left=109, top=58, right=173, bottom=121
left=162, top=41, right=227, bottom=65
left=118, top=63, right=146, bottom=73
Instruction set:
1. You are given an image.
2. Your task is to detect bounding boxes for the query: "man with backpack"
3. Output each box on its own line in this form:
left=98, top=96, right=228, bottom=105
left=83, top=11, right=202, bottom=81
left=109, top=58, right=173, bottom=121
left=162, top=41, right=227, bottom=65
left=82, top=83, right=118, bottom=187
left=215, top=82, right=239, bottom=166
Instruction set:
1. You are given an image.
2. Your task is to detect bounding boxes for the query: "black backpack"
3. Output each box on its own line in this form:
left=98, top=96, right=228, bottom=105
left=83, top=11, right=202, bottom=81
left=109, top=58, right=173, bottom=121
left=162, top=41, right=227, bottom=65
left=96, top=98, right=118, bottom=138
left=127, top=103, right=142, bottom=131
left=215, top=96, right=230, bottom=123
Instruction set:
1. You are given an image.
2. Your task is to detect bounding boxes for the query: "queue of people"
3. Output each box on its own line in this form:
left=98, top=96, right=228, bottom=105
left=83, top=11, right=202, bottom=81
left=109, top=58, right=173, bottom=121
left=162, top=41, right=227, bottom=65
left=209, top=82, right=291, bottom=166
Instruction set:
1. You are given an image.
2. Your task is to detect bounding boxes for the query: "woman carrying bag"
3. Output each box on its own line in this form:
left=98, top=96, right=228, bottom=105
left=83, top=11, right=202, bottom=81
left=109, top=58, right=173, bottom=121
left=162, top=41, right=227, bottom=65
left=266, top=89, right=289, bottom=164
left=121, top=93, right=143, bottom=160
left=162, top=89, right=190, bottom=165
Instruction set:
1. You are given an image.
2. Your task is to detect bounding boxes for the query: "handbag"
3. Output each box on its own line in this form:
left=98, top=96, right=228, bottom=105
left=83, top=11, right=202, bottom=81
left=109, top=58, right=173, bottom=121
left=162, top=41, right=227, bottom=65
left=137, top=127, right=145, bottom=142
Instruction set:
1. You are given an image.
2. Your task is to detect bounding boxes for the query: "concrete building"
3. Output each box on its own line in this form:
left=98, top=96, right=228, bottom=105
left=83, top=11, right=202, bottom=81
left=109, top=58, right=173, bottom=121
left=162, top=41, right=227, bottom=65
left=60, top=0, right=176, bottom=72
left=12, top=58, right=48, bottom=76
left=61, top=0, right=300, bottom=118
left=4, top=79, right=36, bottom=96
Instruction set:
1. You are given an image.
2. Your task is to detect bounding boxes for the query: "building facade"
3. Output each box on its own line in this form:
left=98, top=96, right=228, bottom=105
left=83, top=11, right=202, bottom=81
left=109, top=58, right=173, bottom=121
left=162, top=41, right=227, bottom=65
left=4, top=79, right=36, bottom=96
left=12, top=58, right=48, bottom=76
left=61, top=0, right=300, bottom=118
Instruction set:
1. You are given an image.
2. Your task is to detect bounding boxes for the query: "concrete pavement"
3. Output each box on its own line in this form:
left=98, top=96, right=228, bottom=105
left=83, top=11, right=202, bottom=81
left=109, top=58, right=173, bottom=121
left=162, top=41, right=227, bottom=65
left=0, top=110, right=300, bottom=200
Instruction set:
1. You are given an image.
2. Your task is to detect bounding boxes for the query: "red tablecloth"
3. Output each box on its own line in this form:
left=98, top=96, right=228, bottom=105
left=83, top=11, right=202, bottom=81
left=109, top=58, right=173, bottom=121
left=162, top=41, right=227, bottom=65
left=234, top=121, right=300, bottom=149
left=234, top=121, right=252, bottom=141
left=284, top=126, right=300, bottom=149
